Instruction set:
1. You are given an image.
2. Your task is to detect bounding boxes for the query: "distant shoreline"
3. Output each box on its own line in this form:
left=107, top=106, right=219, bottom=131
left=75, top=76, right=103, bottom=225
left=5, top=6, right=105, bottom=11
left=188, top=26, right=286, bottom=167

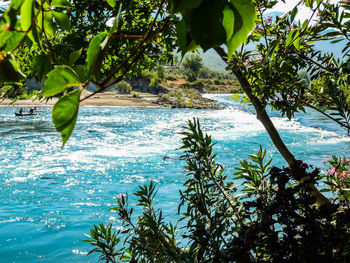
left=0, top=91, right=159, bottom=107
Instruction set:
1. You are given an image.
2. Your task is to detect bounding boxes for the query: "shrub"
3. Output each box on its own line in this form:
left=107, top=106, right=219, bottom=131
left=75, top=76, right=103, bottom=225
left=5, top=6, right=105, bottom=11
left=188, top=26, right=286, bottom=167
left=198, top=67, right=214, bottom=79
left=85, top=119, right=350, bottom=262
left=115, top=81, right=132, bottom=94
left=166, top=74, right=177, bottom=81
left=193, top=79, right=205, bottom=87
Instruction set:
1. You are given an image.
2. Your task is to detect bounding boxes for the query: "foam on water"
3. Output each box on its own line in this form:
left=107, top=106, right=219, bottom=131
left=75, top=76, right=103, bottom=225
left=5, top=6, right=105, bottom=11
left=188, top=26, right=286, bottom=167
left=0, top=97, right=350, bottom=262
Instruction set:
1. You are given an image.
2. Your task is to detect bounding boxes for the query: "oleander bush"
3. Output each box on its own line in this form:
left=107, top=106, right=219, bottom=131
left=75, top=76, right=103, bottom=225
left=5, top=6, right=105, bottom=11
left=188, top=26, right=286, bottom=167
left=85, top=119, right=350, bottom=262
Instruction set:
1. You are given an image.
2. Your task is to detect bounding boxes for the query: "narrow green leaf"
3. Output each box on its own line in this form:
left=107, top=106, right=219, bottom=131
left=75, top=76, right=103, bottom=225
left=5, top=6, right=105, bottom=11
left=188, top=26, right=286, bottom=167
left=286, top=29, right=294, bottom=47
left=293, top=34, right=300, bottom=51
left=52, top=88, right=82, bottom=147
left=52, top=11, right=71, bottom=31
left=51, top=0, right=73, bottom=8
left=86, top=31, right=109, bottom=81
left=20, top=0, right=33, bottom=31
left=0, top=56, right=26, bottom=82
left=290, top=6, right=298, bottom=22
left=69, top=48, right=82, bottom=66
left=226, top=0, right=256, bottom=57
left=105, top=0, right=115, bottom=8
left=42, top=65, right=81, bottom=97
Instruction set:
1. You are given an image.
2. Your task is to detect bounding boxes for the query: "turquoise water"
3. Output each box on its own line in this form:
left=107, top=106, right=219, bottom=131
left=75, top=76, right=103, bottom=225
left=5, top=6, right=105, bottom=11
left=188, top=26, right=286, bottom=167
left=1, top=94, right=349, bottom=262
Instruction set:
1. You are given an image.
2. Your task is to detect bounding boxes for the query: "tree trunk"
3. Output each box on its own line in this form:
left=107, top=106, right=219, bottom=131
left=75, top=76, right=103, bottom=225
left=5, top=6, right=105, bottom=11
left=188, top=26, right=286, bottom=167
left=214, top=47, right=329, bottom=205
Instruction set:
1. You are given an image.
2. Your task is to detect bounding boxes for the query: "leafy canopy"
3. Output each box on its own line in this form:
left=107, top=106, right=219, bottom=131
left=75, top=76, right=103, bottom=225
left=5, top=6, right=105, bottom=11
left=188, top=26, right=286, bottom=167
left=0, top=0, right=256, bottom=146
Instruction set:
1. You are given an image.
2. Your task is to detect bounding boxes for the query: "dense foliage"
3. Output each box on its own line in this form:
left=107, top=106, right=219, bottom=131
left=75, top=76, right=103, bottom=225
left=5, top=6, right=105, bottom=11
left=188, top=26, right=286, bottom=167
left=229, top=0, right=350, bottom=131
left=2, top=0, right=350, bottom=262
left=83, top=0, right=350, bottom=262
left=85, top=119, right=350, bottom=262
left=0, top=0, right=255, bottom=146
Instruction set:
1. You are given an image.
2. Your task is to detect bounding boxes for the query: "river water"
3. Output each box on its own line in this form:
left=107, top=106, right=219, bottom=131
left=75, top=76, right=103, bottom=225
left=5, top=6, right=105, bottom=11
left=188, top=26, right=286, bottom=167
left=0, top=94, right=349, bottom=262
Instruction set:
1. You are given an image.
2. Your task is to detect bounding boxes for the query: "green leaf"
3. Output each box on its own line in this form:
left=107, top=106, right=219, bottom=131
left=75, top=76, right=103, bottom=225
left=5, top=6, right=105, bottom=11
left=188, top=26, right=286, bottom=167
left=222, top=4, right=234, bottom=40
left=74, top=64, right=88, bottom=82
left=290, top=6, right=298, bottom=23
left=0, top=56, right=26, bottom=82
left=51, top=0, right=73, bottom=8
left=190, top=0, right=227, bottom=51
left=105, top=0, right=116, bottom=8
left=42, top=66, right=81, bottom=97
left=293, top=34, right=300, bottom=51
left=0, top=30, right=13, bottom=49
left=44, top=11, right=55, bottom=36
left=86, top=31, right=109, bottom=81
left=20, top=0, right=33, bottom=31
left=4, top=31, right=25, bottom=52
left=28, top=20, right=40, bottom=44
left=226, top=0, right=256, bottom=57
left=229, top=93, right=240, bottom=101
left=176, top=19, right=190, bottom=54
left=172, top=0, right=204, bottom=13
left=108, top=4, right=122, bottom=38
left=9, top=0, right=25, bottom=10
left=31, top=54, right=51, bottom=81
left=52, top=88, right=81, bottom=147
left=52, top=11, right=71, bottom=31
left=69, top=48, right=82, bottom=66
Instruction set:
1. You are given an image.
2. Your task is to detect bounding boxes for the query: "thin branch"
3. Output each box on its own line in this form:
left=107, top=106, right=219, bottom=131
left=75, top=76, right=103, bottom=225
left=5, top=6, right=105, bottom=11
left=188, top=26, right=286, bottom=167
left=41, top=0, right=58, bottom=64
left=257, top=5, right=269, bottom=49
left=100, top=0, right=166, bottom=87
left=10, top=8, right=41, bottom=54
left=80, top=16, right=170, bottom=102
left=304, top=102, right=350, bottom=131
left=299, top=52, right=339, bottom=76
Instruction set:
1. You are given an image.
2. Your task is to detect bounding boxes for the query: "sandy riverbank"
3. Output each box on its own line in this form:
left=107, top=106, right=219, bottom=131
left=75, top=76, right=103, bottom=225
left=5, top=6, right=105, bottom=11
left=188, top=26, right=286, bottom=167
left=0, top=91, right=159, bottom=107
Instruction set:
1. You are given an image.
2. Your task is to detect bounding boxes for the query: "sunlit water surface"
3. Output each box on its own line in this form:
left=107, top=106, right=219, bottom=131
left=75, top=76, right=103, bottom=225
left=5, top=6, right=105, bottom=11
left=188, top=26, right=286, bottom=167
left=1, top=94, right=349, bottom=262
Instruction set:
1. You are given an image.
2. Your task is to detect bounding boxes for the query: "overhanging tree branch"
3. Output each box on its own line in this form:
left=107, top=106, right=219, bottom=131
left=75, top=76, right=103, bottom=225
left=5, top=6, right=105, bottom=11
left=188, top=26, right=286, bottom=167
left=214, top=46, right=330, bottom=205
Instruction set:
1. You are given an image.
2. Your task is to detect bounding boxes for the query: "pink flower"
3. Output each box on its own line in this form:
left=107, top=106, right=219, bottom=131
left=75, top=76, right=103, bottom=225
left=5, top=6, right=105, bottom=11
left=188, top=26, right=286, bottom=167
left=330, top=168, right=336, bottom=176
left=117, top=193, right=126, bottom=200
left=265, top=16, right=273, bottom=25
left=325, top=156, right=329, bottom=159
left=341, top=171, right=349, bottom=180
left=341, top=158, right=345, bottom=163
left=322, top=160, right=326, bottom=165
left=254, top=24, right=263, bottom=33
left=297, top=226, right=302, bottom=232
